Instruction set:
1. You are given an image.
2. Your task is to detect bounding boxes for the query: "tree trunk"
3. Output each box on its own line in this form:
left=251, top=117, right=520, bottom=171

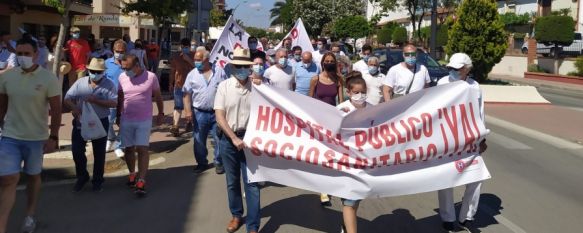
left=51, top=0, right=72, bottom=77
left=554, top=43, right=559, bottom=74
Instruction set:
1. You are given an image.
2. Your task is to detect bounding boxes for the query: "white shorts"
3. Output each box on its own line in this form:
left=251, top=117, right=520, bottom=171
left=120, top=119, right=152, bottom=147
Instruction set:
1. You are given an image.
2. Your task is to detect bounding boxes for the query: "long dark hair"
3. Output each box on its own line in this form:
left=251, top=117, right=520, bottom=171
left=320, top=52, right=341, bottom=84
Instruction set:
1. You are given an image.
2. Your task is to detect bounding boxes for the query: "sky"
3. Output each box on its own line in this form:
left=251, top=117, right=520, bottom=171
left=226, top=0, right=274, bottom=28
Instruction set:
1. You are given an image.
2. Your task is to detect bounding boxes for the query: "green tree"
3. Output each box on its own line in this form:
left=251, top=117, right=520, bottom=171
left=270, top=0, right=294, bottom=30
left=446, top=0, right=507, bottom=83
left=368, top=0, right=399, bottom=27
left=210, top=0, right=228, bottom=27
left=392, top=27, right=408, bottom=46
left=292, top=0, right=364, bottom=37
left=333, top=16, right=371, bottom=49
left=42, top=0, right=72, bottom=76
left=121, top=0, right=192, bottom=44
left=403, top=0, right=432, bottom=41
left=535, top=15, right=575, bottom=74
left=246, top=27, right=268, bottom=38
left=377, top=22, right=398, bottom=45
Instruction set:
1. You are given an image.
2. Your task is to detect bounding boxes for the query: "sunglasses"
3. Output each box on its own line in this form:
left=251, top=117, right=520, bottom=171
left=89, top=70, right=104, bottom=74
left=403, top=52, right=416, bottom=57
left=233, top=64, right=250, bottom=69
left=448, top=67, right=462, bottom=71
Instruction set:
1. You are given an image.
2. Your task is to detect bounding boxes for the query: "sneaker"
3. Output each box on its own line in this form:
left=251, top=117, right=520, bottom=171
left=92, top=183, right=103, bottom=192
left=193, top=164, right=209, bottom=174
left=215, top=164, right=225, bottom=174
left=72, top=177, right=88, bottom=193
left=21, top=216, right=36, bottom=233
left=459, top=220, right=474, bottom=232
left=442, top=221, right=455, bottom=232
left=170, top=126, right=180, bottom=137
left=106, top=140, right=114, bottom=152
left=114, top=148, right=125, bottom=158
left=320, top=193, right=331, bottom=206
left=340, top=223, right=347, bottom=233
left=134, top=179, right=147, bottom=197
left=126, top=173, right=137, bottom=188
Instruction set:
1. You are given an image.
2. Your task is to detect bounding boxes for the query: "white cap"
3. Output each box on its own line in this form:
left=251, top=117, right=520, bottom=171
left=446, top=53, right=472, bottom=69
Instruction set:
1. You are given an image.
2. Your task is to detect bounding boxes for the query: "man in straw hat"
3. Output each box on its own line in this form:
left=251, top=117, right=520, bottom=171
left=0, top=38, right=61, bottom=233
left=214, top=48, right=262, bottom=233
left=64, top=58, right=118, bottom=193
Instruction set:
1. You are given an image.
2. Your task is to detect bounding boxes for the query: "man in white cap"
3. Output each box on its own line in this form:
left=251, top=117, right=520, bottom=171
left=64, top=58, right=118, bottom=193
left=214, top=48, right=262, bottom=233
left=437, top=52, right=488, bottom=232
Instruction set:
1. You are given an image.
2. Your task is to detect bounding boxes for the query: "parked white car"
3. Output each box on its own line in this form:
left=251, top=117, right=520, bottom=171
left=521, top=32, right=583, bottom=57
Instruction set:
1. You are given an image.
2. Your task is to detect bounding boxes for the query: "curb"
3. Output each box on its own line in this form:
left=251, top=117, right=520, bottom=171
left=490, top=76, right=583, bottom=93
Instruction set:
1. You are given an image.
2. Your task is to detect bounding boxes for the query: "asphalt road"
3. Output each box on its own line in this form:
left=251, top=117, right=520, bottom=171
left=537, top=86, right=583, bottom=110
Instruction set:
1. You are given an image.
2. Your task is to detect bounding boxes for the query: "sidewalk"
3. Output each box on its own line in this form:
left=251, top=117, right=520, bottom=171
left=43, top=99, right=191, bottom=176
left=489, top=74, right=583, bottom=93
left=486, top=103, right=583, bottom=144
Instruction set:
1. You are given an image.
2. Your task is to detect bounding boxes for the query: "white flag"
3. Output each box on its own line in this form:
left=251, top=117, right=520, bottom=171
left=209, top=17, right=264, bottom=68
left=275, top=18, right=314, bottom=52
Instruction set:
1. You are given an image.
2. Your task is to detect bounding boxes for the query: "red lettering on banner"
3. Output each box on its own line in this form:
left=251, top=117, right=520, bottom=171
left=391, top=122, right=406, bottom=144
left=312, top=124, right=324, bottom=142
left=306, top=121, right=316, bottom=139
left=468, top=102, right=482, bottom=139
left=440, top=123, right=449, bottom=155
left=270, top=108, right=284, bottom=134
left=280, top=143, right=293, bottom=160
left=295, top=117, right=307, bottom=137
left=305, top=147, right=319, bottom=165
left=354, top=156, right=369, bottom=169
left=337, top=153, right=351, bottom=171
left=368, top=127, right=383, bottom=149
left=337, top=134, right=350, bottom=150
left=256, top=106, right=270, bottom=131
left=322, top=150, right=335, bottom=168
left=250, top=137, right=262, bottom=156
left=408, top=117, right=422, bottom=140
left=427, top=143, right=438, bottom=160
left=370, top=157, right=378, bottom=168
left=460, top=104, right=476, bottom=153
left=393, top=152, right=404, bottom=165
left=405, top=149, right=416, bottom=163
left=421, top=113, right=433, bottom=137
left=325, top=130, right=337, bottom=145
left=379, top=154, right=390, bottom=166
left=400, top=120, right=412, bottom=142
left=234, top=42, right=243, bottom=49
left=296, top=145, right=304, bottom=161
left=291, top=28, right=299, bottom=39
left=219, top=60, right=227, bottom=68
left=355, top=130, right=367, bottom=151
left=443, top=106, right=460, bottom=153
left=418, top=146, right=425, bottom=161
left=264, top=140, right=278, bottom=157
left=379, top=124, right=396, bottom=147
left=283, top=113, right=296, bottom=136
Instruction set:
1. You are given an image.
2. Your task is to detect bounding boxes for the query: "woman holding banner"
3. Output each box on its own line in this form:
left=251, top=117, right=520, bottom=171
left=308, top=52, right=345, bottom=206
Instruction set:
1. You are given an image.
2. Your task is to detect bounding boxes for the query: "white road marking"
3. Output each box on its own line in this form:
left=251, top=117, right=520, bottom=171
left=488, top=132, right=532, bottom=150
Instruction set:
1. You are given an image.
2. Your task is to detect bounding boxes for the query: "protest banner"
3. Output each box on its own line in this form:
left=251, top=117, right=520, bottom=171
left=243, top=82, right=491, bottom=200
left=274, top=18, right=314, bottom=53
left=209, top=17, right=264, bottom=68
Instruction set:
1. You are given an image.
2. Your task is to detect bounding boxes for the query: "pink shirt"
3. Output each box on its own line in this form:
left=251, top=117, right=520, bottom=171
left=118, top=70, right=160, bottom=121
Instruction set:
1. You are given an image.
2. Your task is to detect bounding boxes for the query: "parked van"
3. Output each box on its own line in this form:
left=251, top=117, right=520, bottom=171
left=521, top=32, right=583, bottom=57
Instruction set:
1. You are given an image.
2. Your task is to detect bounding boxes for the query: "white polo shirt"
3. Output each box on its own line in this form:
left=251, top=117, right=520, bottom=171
left=214, top=77, right=253, bottom=132
left=382, top=63, right=430, bottom=95
left=437, top=75, right=484, bottom=120
left=362, top=72, right=385, bottom=105
left=263, top=65, right=295, bottom=91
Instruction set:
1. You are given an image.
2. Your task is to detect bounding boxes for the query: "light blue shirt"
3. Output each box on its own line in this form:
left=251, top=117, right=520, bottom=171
left=64, top=76, right=118, bottom=119
left=294, top=61, right=320, bottom=96
left=182, top=66, right=227, bottom=111
left=104, top=57, right=123, bottom=89
left=0, top=47, right=16, bottom=68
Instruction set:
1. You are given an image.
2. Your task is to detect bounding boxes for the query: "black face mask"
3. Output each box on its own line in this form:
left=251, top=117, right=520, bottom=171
left=323, top=63, right=336, bottom=72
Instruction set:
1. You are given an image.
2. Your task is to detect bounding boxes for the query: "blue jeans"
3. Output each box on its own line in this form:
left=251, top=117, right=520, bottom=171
left=0, top=137, right=44, bottom=176
left=174, top=89, right=184, bottom=110
left=72, top=118, right=109, bottom=185
left=220, top=133, right=260, bottom=232
left=107, top=108, right=118, bottom=141
left=192, top=108, right=220, bottom=166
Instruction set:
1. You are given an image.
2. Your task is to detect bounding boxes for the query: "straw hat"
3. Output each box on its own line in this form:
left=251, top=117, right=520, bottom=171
left=59, top=61, right=71, bottom=75
left=86, top=58, right=105, bottom=71
left=230, top=48, right=254, bottom=65
left=70, top=27, right=81, bottom=33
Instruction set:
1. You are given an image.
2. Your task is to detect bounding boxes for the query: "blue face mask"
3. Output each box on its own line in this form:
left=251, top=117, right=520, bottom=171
left=114, top=52, right=124, bottom=60
left=194, top=61, right=203, bottom=71
left=72, top=33, right=80, bottom=39
left=363, top=55, right=370, bottom=63
left=405, top=57, right=417, bottom=66
left=294, top=54, right=301, bottom=61
left=181, top=47, right=190, bottom=54
left=449, top=70, right=461, bottom=80
left=278, top=58, right=287, bottom=67
left=368, top=66, right=378, bottom=75
left=89, top=71, right=104, bottom=82
left=249, top=43, right=257, bottom=50
left=125, top=69, right=136, bottom=78
left=233, top=67, right=251, bottom=80
left=253, top=64, right=264, bottom=75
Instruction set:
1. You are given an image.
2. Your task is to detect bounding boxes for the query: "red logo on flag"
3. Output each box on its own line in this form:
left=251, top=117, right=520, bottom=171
left=455, top=160, right=465, bottom=173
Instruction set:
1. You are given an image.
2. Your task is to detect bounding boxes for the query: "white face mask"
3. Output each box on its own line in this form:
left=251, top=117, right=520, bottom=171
left=351, top=93, right=367, bottom=105
left=17, top=56, right=34, bottom=69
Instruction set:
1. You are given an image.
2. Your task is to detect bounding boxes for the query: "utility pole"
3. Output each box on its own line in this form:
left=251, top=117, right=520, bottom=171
left=430, top=0, right=437, bottom=57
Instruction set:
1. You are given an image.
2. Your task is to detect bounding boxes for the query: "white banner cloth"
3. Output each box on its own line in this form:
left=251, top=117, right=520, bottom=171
left=210, top=16, right=264, bottom=68
left=274, top=18, right=314, bottom=53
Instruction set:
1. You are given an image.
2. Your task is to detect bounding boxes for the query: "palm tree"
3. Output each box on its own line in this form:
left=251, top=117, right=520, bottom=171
left=270, top=1, right=286, bottom=26
left=270, top=0, right=293, bottom=28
